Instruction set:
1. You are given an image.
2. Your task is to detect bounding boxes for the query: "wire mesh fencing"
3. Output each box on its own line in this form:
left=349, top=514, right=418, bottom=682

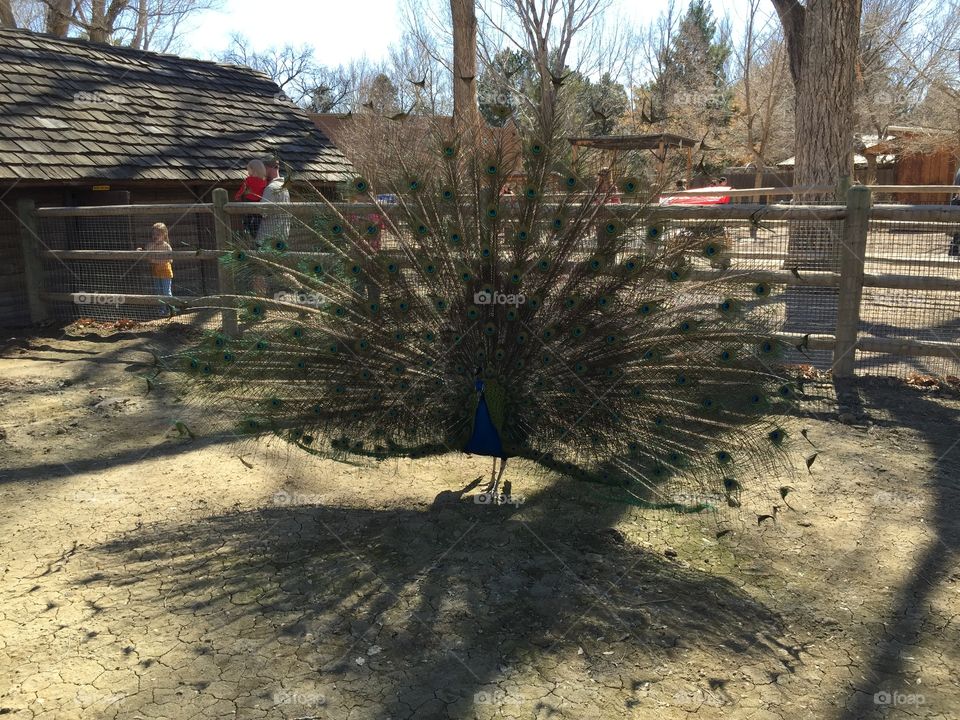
left=19, top=190, right=960, bottom=383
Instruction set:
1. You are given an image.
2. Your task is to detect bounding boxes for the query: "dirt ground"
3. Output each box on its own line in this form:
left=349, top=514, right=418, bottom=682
left=1, top=320, right=959, bottom=720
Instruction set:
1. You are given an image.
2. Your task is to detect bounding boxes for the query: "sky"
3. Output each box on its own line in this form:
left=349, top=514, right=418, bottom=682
left=180, top=0, right=752, bottom=67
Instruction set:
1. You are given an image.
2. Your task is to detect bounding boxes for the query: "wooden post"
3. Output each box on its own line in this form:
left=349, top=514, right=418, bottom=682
left=16, top=199, right=50, bottom=324
left=832, top=185, right=871, bottom=378
left=212, top=188, right=238, bottom=338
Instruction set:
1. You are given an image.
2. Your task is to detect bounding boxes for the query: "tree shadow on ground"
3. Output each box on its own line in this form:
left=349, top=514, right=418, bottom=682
left=84, top=482, right=801, bottom=719
left=837, top=387, right=960, bottom=719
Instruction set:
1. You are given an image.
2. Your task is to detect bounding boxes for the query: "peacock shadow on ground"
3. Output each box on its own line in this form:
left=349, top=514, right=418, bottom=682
left=83, top=477, right=802, bottom=718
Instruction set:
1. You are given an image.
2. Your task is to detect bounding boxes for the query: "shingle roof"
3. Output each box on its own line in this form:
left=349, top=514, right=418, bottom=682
left=0, top=28, right=354, bottom=184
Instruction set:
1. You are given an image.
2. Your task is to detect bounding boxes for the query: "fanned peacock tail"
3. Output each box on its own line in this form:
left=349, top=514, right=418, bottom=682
left=160, top=105, right=800, bottom=513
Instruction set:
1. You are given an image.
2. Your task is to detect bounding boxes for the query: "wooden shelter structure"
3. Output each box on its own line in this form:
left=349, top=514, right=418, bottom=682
left=568, top=133, right=700, bottom=182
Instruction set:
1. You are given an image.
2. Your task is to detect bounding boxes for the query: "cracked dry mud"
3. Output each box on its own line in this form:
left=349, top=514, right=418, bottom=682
left=1, top=325, right=958, bottom=719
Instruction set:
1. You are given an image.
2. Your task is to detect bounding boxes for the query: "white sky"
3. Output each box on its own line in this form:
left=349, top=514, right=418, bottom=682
left=180, top=0, right=752, bottom=66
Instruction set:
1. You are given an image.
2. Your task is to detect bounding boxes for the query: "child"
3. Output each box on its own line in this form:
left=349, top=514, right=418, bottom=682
left=141, top=222, right=173, bottom=297
left=234, top=159, right=267, bottom=236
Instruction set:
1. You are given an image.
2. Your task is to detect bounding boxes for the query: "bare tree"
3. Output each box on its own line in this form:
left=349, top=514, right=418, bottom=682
left=451, top=0, right=480, bottom=127
left=729, top=0, right=794, bottom=188
left=771, top=0, right=862, bottom=194
left=0, top=0, right=16, bottom=27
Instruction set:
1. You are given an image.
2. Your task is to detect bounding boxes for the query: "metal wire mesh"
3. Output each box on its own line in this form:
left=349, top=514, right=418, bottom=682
left=38, top=208, right=216, bottom=324
left=858, top=213, right=960, bottom=379
left=30, top=198, right=960, bottom=381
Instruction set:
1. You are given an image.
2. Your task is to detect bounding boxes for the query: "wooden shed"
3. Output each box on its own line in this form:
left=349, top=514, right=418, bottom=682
left=0, top=27, right=353, bottom=327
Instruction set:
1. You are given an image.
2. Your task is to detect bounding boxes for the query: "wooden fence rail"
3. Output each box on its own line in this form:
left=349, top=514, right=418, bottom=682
left=21, top=185, right=960, bottom=379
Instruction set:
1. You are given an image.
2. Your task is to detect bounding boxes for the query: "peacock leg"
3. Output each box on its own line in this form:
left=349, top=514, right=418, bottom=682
left=490, top=458, right=508, bottom=501
left=483, top=457, right=497, bottom=493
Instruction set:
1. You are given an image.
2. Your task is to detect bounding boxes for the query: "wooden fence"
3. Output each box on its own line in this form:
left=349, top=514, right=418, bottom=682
left=17, top=185, right=960, bottom=380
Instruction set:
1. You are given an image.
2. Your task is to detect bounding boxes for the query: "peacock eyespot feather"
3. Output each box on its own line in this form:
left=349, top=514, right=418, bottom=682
left=483, top=322, right=497, bottom=336
left=719, top=299, right=735, bottom=313
left=274, top=240, right=287, bottom=252
left=563, top=297, right=578, bottom=309
left=486, top=163, right=499, bottom=175
left=571, top=325, right=585, bottom=338
left=449, top=232, right=462, bottom=246
left=679, top=320, right=693, bottom=332
left=524, top=187, right=537, bottom=199
left=632, top=387, right=644, bottom=397
left=541, top=352, right=552, bottom=365
left=510, top=271, right=522, bottom=284
left=269, top=397, right=282, bottom=408
left=331, top=224, right=343, bottom=235
left=704, top=243, right=718, bottom=257
left=606, top=334, right=618, bottom=344
left=753, top=282, right=770, bottom=297
left=352, top=177, right=369, bottom=193
left=551, top=217, right=564, bottom=230
left=574, top=362, right=587, bottom=374
left=480, top=247, right=491, bottom=258
left=702, top=397, right=716, bottom=410
left=398, top=301, right=410, bottom=312
left=768, top=428, right=786, bottom=444
left=350, top=264, right=362, bottom=275
left=434, top=298, right=448, bottom=311
left=719, top=349, right=733, bottom=362
left=223, top=352, right=234, bottom=362
left=364, top=223, right=378, bottom=236
left=393, top=364, right=405, bottom=375
left=527, top=296, right=541, bottom=309
left=653, top=415, right=665, bottom=427
left=515, top=228, right=529, bottom=242
left=588, top=257, right=603, bottom=271
left=506, top=308, right=517, bottom=321
left=676, top=374, right=688, bottom=386
left=516, top=332, right=527, bottom=344
left=723, top=477, right=740, bottom=491
left=334, top=386, right=345, bottom=395
left=759, top=340, right=775, bottom=354
left=417, top=223, right=430, bottom=236
left=441, top=144, right=456, bottom=157
left=233, top=250, right=246, bottom=261
left=778, top=384, right=795, bottom=398
left=357, top=339, right=370, bottom=351
left=187, top=358, right=199, bottom=369
left=423, top=330, right=436, bottom=342
left=368, top=302, right=379, bottom=314
left=542, top=327, right=555, bottom=341
left=255, top=340, right=268, bottom=351
left=716, top=450, right=732, bottom=464
left=408, top=178, right=421, bottom=192
left=387, top=262, right=398, bottom=273
left=441, top=188, right=454, bottom=201
left=291, top=327, right=303, bottom=339
left=424, top=262, right=437, bottom=274
left=486, top=205, right=498, bottom=219
left=328, top=342, right=338, bottom=353
left=537, top=259, right=551, bottom=272
left=620, top=177, right=640, bottom=194
left=313, top=264, right=325, bottom=275
left=466, top=306, right=480, bottom=320
left=334, top=306, right=346, bottom=317
left=646, top=225, right=662, bottom=241
left=529, top=142, right=544, bottom=155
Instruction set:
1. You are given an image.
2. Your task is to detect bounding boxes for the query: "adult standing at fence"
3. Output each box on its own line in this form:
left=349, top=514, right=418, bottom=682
left=256, top=155, right=291, bottom=248
left=950, top=164, right=960, bottom=257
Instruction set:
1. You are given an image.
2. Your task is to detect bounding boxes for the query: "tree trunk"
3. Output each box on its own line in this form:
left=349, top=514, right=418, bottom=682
left=450, top=0, right=479, bottom=129
left=0, top=0, right=16, bottom=28
left=772, top=0, right=863, bottom=369
left=45, top=0, right=72, bottom=36
left=131, top=0, right=148, bottom=49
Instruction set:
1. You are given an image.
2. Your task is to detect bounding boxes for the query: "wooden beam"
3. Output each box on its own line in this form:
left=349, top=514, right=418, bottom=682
left=833, top=185, right=872, bottom=379
left=212, top=188, right=238, bottom=338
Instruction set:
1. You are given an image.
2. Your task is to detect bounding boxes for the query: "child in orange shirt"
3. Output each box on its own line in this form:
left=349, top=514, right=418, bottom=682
left=235, top=159, right=267, bottom=236
left=141, top=222, right=173, bottom=297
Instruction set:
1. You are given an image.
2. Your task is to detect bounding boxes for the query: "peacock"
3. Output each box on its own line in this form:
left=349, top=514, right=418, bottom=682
left=159, top=99, right=800, bottom=514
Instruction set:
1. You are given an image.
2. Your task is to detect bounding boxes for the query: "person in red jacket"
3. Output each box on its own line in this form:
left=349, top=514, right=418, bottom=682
left=234, top=159, right=267, bottom=236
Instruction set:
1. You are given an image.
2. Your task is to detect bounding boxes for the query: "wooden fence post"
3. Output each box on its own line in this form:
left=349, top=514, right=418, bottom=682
left=212, top=188, right=238, bottom=338
left=832, top=185, right=871, bottom=378
left=16, top=199, right=50, bottom=324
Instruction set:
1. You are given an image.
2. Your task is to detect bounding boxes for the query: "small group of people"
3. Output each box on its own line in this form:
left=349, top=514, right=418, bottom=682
left=234, top=155, right=291, bottom=243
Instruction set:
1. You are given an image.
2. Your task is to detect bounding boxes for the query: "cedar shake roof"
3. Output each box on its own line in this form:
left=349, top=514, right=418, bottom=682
left=0, top=28, right=353, bottom=184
